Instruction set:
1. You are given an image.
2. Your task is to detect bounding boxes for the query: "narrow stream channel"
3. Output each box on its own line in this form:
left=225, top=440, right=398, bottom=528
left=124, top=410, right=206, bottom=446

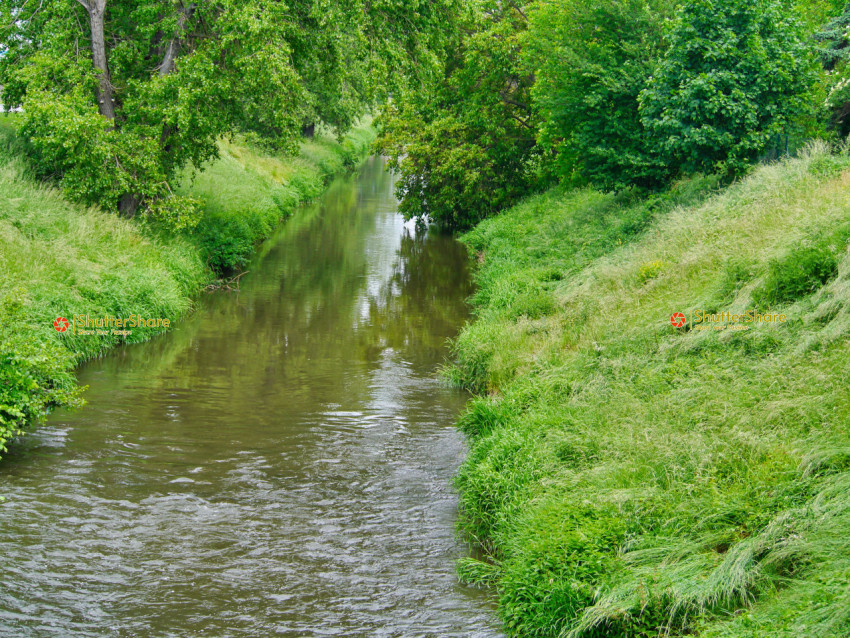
left=0, top=157, right=503, bottom=637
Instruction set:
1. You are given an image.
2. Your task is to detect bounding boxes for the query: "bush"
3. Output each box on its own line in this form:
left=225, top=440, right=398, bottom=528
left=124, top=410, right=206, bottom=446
left=753, top=228, right=849, bottom=306
left=527, top=0, right=675, bottom=191
left=0, top=300, right=83, bottom=454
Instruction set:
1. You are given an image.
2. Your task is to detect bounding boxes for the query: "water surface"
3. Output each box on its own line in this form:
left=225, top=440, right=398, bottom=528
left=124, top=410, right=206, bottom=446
left=0, top=157, right=502, bottom=637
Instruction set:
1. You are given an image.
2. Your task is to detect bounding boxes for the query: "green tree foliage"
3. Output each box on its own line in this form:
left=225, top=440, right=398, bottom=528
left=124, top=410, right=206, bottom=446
left=814, top=3, right=850, bottom=137
left=0, top=0, right=455, bottom=225
left=796, top=0, right=847, bottom=31
left=639, top=0, right=817, bottom=175
left=814, top=3, right=850, bottom=68
left=382, top=0, right=820, bottom=225
left=526, top=0, right=675, bottom=190
left=377, top=1, right=540, bottom=231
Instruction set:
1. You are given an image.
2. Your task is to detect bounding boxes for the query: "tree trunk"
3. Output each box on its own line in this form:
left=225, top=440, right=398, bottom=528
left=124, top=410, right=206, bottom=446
left=119, top=193, right=140, bottom=218
left=77, top=0, right=140, bottom=216
left=159, top=4, right=194, bottom=76
left=302, top=122, right=316, bottom=138
left=88, top=0, right=115, bottom=119
left=159, top=38, right=179, bottom=77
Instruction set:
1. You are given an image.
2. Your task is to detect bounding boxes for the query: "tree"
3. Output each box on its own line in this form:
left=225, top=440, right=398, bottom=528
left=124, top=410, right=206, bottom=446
left=525, top=0, right=675, bottom=191
left=0, top=0, right=457, bottom=225
left=813, top=3, right=850, bottom=138
left=639, top=0, right=817, bottom=176
left=377, top=0, right=541, bottom=231
left=795, top=0, right=846, bottom=32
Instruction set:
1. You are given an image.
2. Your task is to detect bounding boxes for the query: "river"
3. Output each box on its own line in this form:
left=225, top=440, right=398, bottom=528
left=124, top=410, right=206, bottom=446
left=0, top=157, right=503, bottom=637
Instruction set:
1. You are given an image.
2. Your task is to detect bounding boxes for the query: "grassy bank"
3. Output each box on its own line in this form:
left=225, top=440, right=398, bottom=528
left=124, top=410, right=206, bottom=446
left=179, top=122, right=376, bottom=272
left=0, top=118, right=375, bottom=455
left=451, top=142, right=850, bottom=636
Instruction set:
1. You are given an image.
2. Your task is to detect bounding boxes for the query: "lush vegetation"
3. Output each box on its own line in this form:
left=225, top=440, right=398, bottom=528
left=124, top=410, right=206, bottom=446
left=527, top=0, right=676, bottom=191
left=6, top=0, right=850, bottom=634
left=378, top=0, right=850, bottom=635
left=379, top=0, right=839, bottom=230
left=450, top=143, right=850, bottom=636
left=638, top=0, right=816, bottom=176
left=0, top=116, right=375, bottom=456
left=0, top=119, right=203, bottom=455
left=0, top=0, right=450, bottom=224
left=179, top=121, right=376, bottom=271
left=0, top=0, right=396, bottom=454
left=378, top=1, right=540, bottom=231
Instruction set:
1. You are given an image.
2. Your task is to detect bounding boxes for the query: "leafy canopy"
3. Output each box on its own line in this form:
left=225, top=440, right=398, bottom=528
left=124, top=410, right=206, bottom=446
left=526, top=0, right=676, bottom=190
left=380, top=0, right=826, bottom=227
left=0, top=0, right=457, bottom=225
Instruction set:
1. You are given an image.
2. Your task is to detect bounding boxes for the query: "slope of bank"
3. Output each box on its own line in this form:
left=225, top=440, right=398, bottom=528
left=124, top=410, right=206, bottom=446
left=0, top=119, right=376, bottom=456
left=451, top=142, right=850, bottom=637
left=179, top=122, right=376, bottom=272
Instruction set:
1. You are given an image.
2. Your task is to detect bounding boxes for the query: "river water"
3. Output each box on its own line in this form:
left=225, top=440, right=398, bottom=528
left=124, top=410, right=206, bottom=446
left=0, top=157, right=503, bottom=637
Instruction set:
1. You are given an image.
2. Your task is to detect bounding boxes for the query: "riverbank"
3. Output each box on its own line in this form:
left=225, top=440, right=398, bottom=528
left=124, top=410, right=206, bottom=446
left=451, top=142, right=850, bottom=636
left=0, top=118, right=375, bottom=455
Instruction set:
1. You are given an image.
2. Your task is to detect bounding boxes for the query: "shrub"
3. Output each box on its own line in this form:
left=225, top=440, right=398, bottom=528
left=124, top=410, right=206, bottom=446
left=0, top=295, right=83, bottom=455
left=527, top=0, right=675, bottom=190
left=754, top=233, right=847, bottom=306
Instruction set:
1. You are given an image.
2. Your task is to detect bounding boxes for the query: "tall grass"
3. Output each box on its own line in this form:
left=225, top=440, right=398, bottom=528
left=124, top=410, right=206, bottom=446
left=452, top=142, right=850, bottom=636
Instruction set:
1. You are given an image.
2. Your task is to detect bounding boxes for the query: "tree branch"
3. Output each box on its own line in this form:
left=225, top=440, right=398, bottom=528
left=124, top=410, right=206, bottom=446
left=508, top=112, right=534, bottom=130
left=500, top=94, right=531, bottom=112
left=507, top=1, right=528, bottom=22
left=158, top=3, right=195, bottom=76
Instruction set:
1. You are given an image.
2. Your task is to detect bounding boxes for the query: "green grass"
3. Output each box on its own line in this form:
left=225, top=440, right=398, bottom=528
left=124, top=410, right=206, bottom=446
left=0, top=116, right=375, bottom=455
left=178, top=119, right=376, bottom=272
left=450, top=141, right=850, bottom=636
